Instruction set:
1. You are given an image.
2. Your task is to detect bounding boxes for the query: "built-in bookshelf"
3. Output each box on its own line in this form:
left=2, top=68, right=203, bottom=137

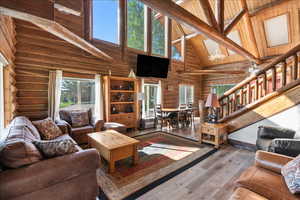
left=103, top=76, right=139, bottom=129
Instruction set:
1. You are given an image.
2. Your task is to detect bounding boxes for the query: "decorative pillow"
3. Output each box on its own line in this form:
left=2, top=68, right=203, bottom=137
left=32, top=118, right=62, bottom=140
left=70, top=111, right=89, bottom=128
left=33, top=139, right=78, bottom=158
left=282, top=155, right=300, bottom=194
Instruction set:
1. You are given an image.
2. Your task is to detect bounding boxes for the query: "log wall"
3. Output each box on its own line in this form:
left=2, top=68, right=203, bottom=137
left=14, top=19, right=202, bottom=120
left=0, top=16, right=17, bottom=126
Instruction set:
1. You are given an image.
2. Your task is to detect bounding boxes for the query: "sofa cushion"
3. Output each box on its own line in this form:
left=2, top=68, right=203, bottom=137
left=33, top=139, right=78, bottom=158
left=70, top=111, right=90, bottom=128
left=59, top=110, right=73, bottom=125
left=56, top=134, right=82, bottom=151
left=258, top=126, right=295, bottom=139
left=32, top=118, right=63, bottom=140
left=72, top=125, right=94, bottom=135
left=236, top=166, right=300, bottom=200
left=282, top=155, right=300, bottom=194
left=10, top=116, right=41, bottom=140
left=0, top=126, right=43, bottom=168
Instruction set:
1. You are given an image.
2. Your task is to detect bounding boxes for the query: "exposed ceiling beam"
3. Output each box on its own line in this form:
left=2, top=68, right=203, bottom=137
left=224, top=9, right=246, bottom=35
left=54, top=0, right=82, bottom=14
left=0, top=4, right=113, bottom=62
left=139, top=0, right=261, bottom=64
left=198, top=0, right=218, bottom=31
left=240, top=0, right=260, bottom=58
left=176, top=21, right=186, bottom=36
left=215, top=0, right=224, bottom=33
left=54, top=4, right=81, bottom=16
left=178, top=69, right=245, bottom=75
left=172, top=32, right=198, bottom=44
left=249, top=0, right=290, bottom=17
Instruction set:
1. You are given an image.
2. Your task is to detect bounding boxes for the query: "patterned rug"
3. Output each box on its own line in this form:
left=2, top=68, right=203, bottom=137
left=97, top=132, right=215, bottom=200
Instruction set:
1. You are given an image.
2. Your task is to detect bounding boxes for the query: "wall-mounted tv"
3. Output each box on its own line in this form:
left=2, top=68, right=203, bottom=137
left=136, top=54, right=170, bottom=78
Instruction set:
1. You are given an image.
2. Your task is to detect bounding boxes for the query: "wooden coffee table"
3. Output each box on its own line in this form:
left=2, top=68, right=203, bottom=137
left=88, top=130, right=139, bottom=173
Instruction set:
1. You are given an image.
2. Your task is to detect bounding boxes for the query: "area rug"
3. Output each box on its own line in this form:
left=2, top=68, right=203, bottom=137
left=97, top=132, right=215, bottom=200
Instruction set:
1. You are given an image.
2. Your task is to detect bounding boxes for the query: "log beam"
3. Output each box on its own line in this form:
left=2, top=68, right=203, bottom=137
left=198, top=0, right=218, bottom=30
left=224, top=9, right=246, bottom=35
left=178, top=70, right=245, bottom=75
left=140, top=0, right=261, bottom=64
left=0, top=2, right=113, bottom=62
left=216, top=0, right=224, bottom=33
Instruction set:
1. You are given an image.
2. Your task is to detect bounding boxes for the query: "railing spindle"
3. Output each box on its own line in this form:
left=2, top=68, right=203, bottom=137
left=293, top=54, right=298, bottom=80
left=272, top=67, right=276, bottom=92
left=282, top=61, right=287, bottom=87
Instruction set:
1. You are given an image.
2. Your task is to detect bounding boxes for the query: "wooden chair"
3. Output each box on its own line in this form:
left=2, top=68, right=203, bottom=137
left=154, top=105, right=170, bottom=130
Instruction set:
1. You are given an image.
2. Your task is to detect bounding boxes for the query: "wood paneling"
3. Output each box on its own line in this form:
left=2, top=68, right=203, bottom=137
left=0, top=15, right=17, bottom=126
left=14, top=18, right=202, bottom=120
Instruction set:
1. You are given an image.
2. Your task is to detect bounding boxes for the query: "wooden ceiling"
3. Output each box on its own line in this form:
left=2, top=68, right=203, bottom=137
left=170, top=0, right=296, bottom=68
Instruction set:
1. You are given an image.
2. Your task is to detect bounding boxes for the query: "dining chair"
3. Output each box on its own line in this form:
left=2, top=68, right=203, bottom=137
left=154, top=104, right=170, bottom=130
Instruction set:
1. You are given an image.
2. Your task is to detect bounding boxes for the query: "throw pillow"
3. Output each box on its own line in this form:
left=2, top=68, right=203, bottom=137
left=70, top=111, right=89, bottom=128
left=32, top=118, right=62, bottom=140
left=282, top=155, right=300, bottom=194
left=33, top=139, right=78, bottom=158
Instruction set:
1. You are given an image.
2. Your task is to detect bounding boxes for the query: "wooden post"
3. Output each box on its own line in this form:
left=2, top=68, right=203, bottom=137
left=263, top=72, right=267, bottom=96
left=272, top=67, right=277, bottom=92
left=246, top=83, right=251, bottom=104
left=165, top=17, right=172, bottom=59
left=119, top=0, right=127, bottom=60
left=181, top=35, right=187, bottom=70
left=216, top=0, right=224, bottom=33
left=144, top=6, right=152, bottom=54
left=255, top=78, right=259, bottom=101
left=226, top=96, right=230, bottom=116
left=239, top=89, right=244, bottom=106
left=293, top=54, right=298, bottom=80
left=282, top=61, right=287, bottom=87
left=232, top=92, right=237, bottom=112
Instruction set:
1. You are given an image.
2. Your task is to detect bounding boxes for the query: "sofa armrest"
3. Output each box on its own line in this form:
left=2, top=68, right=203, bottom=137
left=255, top=150, right=293, bottom=174
left=56, top=119, right=71, bottom=134
left=0, top=149, right=100, bottom=200
left=257, top=126, right=295, bottom=139
left=91, top=117, right=104, bottom=132
left=269, top=138, right=300, bottom=157
left=55, top=119, right=71, bottom=135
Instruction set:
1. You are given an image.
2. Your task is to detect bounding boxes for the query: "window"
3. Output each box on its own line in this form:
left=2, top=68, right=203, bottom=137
left=227, top=30, right=242, bottom=55
left=203, top=39, right=221, bottom=56
left=0, top=62, right=4, bottom=133
left=264, top=14, right=289, bottom=47
left=60, top=78, right=95, bottom=112
left=212, top=84, right=235, bottom=97
left=93, top=0, right=119, bottom=44
left=179, top=85, right=194, bottom=105
left=143, top=83, right=160, bottom=118
left=127, top=0, right=145, bottom=51
left=152, top=10, right=165, bottom=56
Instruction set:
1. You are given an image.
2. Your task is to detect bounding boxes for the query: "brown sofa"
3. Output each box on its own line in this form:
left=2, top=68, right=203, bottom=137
left=0, top=116, right=100, bottom=200
left=59, top=109, right=127, bottom=144
left=230, top=150, right=300, bottom=200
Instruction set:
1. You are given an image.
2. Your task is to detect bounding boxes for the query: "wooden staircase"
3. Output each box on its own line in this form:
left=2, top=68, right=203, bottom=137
left=218, top=44, right=300, bottom=132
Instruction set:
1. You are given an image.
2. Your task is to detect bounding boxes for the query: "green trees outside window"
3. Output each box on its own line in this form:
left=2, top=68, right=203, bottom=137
left=151, top=11, right=165, bottom=56
left=127, top=0, right=145, bottom=51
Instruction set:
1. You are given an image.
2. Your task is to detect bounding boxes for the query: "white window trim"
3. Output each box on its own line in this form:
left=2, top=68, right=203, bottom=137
left=0, top=62, right=5, bottom=134
left=143, top=82, right=160, bottom=119
left=179, top=84, right=194, bottom=105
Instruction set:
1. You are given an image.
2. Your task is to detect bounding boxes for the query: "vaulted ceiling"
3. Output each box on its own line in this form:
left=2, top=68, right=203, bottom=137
left=169, top=0, right=296, bottom=68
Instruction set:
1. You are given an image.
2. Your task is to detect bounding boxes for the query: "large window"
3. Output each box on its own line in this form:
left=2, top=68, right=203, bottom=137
left=212, top=84, right=235, bottom=97
left=179, top=85, right=194, bottom=105
left=60, top=78, right=95, bottom=112
left=143, top=83, right=160, bottom=118
left=227, top=30, right=242, bottom=55
left=127, top=0, right=145, bottom=51
left=172, top=44, right=182, bottom=60
left=93, top=0, right=119, bottom=44
left=0, top=62, right=4, bottom=133
left=152, top=11, right=165, bottom=56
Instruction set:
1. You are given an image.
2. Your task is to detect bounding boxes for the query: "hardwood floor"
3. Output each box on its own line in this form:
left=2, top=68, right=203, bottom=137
left=137, top=146, right=255, bottom=200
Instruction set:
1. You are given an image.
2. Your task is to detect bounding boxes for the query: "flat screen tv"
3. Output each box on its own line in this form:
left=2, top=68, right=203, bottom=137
left=136, top=54, right=170, bottom=78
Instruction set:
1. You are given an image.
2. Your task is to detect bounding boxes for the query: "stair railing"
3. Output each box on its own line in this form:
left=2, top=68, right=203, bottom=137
left=218, top=44, right=300, bottom=122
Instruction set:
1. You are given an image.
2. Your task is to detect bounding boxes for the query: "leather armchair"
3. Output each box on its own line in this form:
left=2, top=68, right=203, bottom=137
left=59, top=109, right=104, bottom=144
left=256, top=125, right=300, bottom=157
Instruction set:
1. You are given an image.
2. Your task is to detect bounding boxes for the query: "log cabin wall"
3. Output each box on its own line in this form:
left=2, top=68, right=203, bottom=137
left=0, top=16, right=17, bottom=126
left=201, top=61, right=250, bottom=100
left=14, top=18, right=202, bottom=120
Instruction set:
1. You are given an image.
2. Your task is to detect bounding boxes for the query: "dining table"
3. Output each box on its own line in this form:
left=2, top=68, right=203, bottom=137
left=160, top=107, right=197, bottom=128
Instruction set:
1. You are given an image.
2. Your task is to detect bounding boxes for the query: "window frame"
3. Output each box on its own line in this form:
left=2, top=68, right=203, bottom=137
left=60, top=76, right=96, bottom=111
left=143, top=83, right=160, bottom=119
left=179, top=84, right=194, bottom=105
left=88, top=0, right=173, bottom=58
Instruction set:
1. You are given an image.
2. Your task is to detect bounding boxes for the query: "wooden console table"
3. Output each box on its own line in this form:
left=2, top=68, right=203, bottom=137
left=88, top=130, right=139, bottom=173
left=201, top=122, right=228, bottom=148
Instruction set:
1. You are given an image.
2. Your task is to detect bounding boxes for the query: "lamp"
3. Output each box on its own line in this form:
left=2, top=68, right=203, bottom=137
left=205, top=93, right=220, bottom=123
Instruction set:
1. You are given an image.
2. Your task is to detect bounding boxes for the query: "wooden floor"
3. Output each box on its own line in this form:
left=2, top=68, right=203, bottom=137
left=137, top=146, right=255, bottom=200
